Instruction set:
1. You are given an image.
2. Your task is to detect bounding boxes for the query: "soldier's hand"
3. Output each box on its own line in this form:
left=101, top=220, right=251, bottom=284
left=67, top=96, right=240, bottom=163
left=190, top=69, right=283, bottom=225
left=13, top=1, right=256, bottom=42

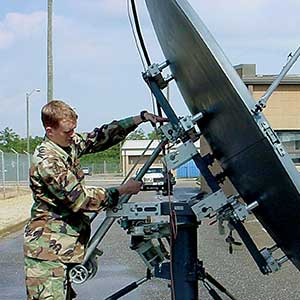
left=135, top=111, right=168, bottom=127
left=141, top=111, right=168, bottom=125
left=117, top=178, right=142, bottom=196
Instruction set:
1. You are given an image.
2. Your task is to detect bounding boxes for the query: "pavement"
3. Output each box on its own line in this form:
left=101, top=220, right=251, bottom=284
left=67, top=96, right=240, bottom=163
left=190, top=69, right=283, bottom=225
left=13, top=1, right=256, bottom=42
left=2, top=180, right=300, bottom=299
left=0, top=177, right=195, bottom=238
left=0, top=176, right=128, bottom=238
left=0, top=190, right=32, bottom=238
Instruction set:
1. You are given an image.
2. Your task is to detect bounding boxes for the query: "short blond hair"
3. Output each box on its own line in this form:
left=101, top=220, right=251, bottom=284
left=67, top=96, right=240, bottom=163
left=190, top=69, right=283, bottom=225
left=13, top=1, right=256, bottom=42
left=41, top=100, right=78, bottom=129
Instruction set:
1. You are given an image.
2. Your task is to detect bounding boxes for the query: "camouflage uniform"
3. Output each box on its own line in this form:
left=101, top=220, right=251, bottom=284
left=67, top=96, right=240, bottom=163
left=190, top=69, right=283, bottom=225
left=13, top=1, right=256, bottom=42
left=24, top=118, right=137, bottom=300
left=24, top=256, right=71, bottom=300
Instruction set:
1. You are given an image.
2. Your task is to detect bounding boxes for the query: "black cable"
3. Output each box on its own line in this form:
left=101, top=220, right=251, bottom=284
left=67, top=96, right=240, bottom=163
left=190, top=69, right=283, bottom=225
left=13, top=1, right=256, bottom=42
left=129, top=0, right=165, bottom=121
left=130, top=0, right=151, bottom=66
left=129, top=4, right=177, bottom=299
left=127, top=0, right=147, bottom=71
left=129, top=0, right=165, bottom=128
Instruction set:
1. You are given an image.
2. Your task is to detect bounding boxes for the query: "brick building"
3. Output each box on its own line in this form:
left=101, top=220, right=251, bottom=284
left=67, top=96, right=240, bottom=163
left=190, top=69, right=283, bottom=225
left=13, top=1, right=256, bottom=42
left=236, top=64, right=300, bottom=163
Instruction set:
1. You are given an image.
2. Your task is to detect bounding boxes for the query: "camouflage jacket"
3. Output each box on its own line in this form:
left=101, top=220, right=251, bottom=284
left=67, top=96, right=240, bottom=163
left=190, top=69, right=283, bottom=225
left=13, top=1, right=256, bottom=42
left=24, top=117, right=137, bottom=263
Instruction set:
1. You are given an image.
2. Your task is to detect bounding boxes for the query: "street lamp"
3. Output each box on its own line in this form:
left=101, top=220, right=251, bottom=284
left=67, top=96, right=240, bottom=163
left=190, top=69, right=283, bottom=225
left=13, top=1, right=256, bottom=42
left=0, top=150, right=5, bottom=199
left=26, top=89, right=40, bottom=163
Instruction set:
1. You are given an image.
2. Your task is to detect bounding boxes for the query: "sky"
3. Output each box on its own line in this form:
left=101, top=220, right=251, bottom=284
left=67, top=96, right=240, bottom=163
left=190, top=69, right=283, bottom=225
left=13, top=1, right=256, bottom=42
left=0, top=0, right=299, bottom=138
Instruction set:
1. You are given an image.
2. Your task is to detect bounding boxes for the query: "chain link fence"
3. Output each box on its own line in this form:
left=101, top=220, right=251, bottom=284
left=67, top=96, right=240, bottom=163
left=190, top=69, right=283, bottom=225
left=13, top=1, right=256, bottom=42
left=0, top=151, right=30, bottom=184
left=0, top=150, right=122, bottom=199
left=0, top=151, right=31, bottom=199
left=81, top=162, right=121, bottom=175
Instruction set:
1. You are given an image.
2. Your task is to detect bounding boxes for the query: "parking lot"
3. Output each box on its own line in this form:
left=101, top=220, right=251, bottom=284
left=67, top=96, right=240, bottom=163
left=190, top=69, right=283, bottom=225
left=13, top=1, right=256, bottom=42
left=0, top=179, right=300, bottom=300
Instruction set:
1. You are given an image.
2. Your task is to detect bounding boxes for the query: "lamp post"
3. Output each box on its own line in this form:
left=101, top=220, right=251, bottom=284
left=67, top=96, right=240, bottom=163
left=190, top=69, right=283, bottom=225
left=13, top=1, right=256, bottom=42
left=26, top=89, right=40, bottom=164
left=0, top=150, right=5, bottom=199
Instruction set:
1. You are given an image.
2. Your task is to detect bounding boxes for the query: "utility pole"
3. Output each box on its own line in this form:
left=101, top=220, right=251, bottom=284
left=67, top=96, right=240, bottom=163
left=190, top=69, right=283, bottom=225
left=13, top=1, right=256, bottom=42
left=23, top=151, right=31, bottom=183
left=26, top=89, right=41, bottom=160
left=47, top=0, right=53, bottom=102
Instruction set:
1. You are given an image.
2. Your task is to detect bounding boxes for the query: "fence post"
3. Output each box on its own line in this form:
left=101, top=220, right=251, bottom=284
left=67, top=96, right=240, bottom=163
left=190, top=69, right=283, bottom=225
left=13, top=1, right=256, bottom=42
left=24, top=151, right=31, bottom=183
left=0, top=150, right=6, bottom=199
left=11, top=148, right=20, bottom=191
left=104, top=161, right=107, bottom=174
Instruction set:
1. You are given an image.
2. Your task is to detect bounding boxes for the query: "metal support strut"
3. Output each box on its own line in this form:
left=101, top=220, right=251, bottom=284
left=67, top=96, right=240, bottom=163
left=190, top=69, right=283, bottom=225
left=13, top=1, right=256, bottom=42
left=104, top=269, right=152, bottom=300
left=69, top=139, right=167, bottom=284
left=253, top=46, right=300, bottom=114
left=70, top=58, right=288, bottom=300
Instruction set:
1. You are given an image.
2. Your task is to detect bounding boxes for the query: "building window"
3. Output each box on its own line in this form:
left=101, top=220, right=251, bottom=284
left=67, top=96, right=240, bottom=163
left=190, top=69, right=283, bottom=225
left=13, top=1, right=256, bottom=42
left=276, top=131, right=300, bottom=161
left=277, top=131, right=300, bottom=149
left=292, top=158, right=300, bottom=164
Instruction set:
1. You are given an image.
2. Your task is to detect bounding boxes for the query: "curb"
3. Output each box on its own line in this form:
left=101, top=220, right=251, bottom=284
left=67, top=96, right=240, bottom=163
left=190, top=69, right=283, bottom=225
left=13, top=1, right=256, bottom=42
left=0, top=219, right=28, bottom=239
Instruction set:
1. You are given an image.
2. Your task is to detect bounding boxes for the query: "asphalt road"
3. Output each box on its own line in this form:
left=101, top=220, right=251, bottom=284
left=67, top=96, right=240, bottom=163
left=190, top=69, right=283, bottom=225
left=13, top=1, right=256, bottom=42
left=0, top=180, right=300, bottom=300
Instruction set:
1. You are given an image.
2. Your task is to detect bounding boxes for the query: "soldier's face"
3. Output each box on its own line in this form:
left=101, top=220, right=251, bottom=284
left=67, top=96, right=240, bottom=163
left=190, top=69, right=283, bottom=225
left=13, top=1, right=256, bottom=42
left=46, top=119, right=77, bottom=147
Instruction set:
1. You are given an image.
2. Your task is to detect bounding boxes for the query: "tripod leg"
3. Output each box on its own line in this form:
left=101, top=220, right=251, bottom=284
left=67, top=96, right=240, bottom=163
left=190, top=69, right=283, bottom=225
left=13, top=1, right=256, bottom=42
left=203, top=281, right=223, bottom=300
left=205, top=272, right=238, bottom=300
left=104, top=270, right=151, bottom=300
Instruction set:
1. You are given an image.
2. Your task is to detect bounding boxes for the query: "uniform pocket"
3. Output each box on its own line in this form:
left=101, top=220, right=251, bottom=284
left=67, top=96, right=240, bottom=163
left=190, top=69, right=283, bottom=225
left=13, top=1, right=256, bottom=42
left=48, top=220, right=80, bottom=261
left=48, top=220, right=80, bottom=237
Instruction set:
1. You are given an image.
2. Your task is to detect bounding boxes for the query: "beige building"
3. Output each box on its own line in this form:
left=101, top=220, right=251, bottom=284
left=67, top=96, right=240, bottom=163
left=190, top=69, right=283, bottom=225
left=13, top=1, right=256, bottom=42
left=121, top=140, right=163, bottom=177
left=236, top=64, right=300, bottom=162
left=122, top=65, right=300, bottom=187
left=121, top=140, right=200, bottom=177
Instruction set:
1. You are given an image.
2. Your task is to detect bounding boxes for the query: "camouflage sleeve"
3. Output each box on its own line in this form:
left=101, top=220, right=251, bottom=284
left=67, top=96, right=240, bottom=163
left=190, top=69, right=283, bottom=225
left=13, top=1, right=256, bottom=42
left=37, top=158, right=116, bottom=213
left=74, top=117, right=138, bottom=157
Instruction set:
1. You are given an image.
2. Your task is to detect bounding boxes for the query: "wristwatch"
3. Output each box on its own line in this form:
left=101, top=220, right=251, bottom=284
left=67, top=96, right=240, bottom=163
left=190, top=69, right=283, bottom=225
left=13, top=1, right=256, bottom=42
left=140, top=110, right=148, bottom=122
left=107, top=187, right=120, bottom=207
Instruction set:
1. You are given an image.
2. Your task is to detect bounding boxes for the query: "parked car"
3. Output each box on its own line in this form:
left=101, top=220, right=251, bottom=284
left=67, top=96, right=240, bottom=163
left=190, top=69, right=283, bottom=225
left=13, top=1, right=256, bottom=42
left=82, top=167, right=92, bottom=176
left=140, top=167, right=176, bottom=194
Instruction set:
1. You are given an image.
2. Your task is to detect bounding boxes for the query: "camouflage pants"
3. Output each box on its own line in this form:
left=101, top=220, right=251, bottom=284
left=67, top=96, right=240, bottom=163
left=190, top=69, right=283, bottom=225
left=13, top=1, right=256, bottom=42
left=24, top=256, right=77, bottom=300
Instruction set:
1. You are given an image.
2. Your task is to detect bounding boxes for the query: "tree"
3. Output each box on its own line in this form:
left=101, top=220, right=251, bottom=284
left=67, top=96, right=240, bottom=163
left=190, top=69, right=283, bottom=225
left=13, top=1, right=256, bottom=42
left=0, top=127, right=20, bottom=145
left=127, top=128, right=147, bottom=140
left=30, top=136, right=43, bottom=153
left=79, top=143, right=121, bottom=164
left=147, top=129, right=162, bottom=140
left=0, top=128, right=43, bottom=153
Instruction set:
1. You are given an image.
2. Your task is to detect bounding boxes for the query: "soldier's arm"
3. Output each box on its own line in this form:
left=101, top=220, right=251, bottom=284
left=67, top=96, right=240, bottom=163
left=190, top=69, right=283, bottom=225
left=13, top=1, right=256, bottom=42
left=74, top=112, right=168, bottom=157
left=74, top=117, right=138, bottom=157
left=37, top=158, right=119, bottom=212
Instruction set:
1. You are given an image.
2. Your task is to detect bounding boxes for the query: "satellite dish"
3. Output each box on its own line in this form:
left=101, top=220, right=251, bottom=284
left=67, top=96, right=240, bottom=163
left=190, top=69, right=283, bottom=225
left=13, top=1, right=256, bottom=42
left=146, top=0, right=300, bottom=270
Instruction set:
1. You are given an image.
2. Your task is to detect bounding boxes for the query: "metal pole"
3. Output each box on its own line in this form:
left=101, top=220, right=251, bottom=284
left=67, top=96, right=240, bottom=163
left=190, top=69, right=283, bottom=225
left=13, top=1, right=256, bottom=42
left=26, top=89, right=40, bottom=164
left=82, top=138, right=167, bottom=265
left=23, top=151, right=30, bottom=184
left=146, top=78, right=180, bottom=126
left=47, top=0, right=54, bottom=102
left=0, top=150, right=6, bottom=199
left=172, top=214, right=199, bottom=300
left=26, top=93, right=30, bottom=157
left=166, top=83, right=170, bottom=102
left=11, top=148, right=19, bottom=191
left=259, top=46, right=300, bottom=108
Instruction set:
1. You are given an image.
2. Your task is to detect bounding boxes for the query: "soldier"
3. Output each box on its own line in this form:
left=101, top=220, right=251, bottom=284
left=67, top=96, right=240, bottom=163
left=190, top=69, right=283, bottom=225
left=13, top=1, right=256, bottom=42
left=24, top=100, right=167, bottom=300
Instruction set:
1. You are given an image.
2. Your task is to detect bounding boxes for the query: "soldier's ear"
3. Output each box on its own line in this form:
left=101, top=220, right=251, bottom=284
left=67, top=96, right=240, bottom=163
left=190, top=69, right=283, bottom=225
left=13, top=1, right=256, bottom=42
left=45, top=126, right=53, bottom=138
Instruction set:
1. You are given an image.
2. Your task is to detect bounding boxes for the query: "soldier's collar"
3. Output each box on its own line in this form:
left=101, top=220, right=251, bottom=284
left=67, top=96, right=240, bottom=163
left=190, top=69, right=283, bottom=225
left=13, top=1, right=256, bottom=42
left=43, top=136, right=72, bottom=162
